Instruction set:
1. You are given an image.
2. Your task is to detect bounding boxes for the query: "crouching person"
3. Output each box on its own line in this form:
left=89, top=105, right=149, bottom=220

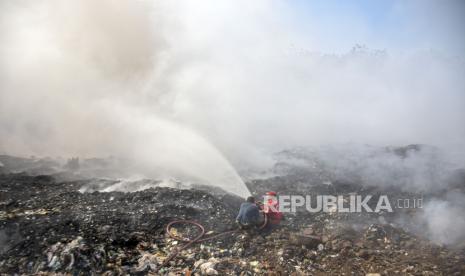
left=236, top=196, right=260, bottom=231
left=261, top=191, right=283, bottom=235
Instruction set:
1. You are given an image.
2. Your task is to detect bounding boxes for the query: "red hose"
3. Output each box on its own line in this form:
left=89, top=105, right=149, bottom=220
left=155, top=213, right=268, bottom=273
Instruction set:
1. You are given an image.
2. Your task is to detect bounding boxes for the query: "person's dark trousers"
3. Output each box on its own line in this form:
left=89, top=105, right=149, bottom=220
left=260, top=223, right=278, bottom=236
left=236, top=221, right=258, bottom=235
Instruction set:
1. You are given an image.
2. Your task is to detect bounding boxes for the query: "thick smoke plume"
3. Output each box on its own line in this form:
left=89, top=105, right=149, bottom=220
left=1, top=1, right=464, bottom=241
left=0, top=0, right=252, bottom=196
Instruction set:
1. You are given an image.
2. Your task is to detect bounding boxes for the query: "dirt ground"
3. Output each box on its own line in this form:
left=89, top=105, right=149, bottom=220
left=1, top=172, right=464, bottom=275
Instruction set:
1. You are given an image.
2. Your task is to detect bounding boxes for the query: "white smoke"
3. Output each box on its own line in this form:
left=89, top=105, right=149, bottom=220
left=421, top=200, right=465, bottom=246
left=0, top=0, right=252, bottom=196
left=0, top=1, right=464, bottom=214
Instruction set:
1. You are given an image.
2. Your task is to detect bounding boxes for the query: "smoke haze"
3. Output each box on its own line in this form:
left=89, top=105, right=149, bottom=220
left=1, top=1, right=464, bottom=198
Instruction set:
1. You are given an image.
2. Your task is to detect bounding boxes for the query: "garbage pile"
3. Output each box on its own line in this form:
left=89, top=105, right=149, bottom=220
left=1, top=171, right=465, bottom=275
left=0, top=173, right=239, bottom=274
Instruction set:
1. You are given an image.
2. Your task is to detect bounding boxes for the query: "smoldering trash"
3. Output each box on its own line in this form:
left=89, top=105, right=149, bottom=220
left=1, top=1, right=465, bottom=274
left=1, top=145, right=465, bottom=275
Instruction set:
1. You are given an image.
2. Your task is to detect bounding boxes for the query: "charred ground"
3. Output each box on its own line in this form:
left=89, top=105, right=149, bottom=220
left=1, top=145, right=465, bottom=275
left=0, top=173, right=464, bottom=275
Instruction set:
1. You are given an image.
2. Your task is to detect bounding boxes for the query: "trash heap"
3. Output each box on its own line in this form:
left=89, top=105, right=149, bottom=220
left=1, top=173, right=464, bottom=275
left=0, top=173, right=238, bottom=275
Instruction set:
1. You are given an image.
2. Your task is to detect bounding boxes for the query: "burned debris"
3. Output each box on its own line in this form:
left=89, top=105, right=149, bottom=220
left=1, top=170, right=465, bottom=275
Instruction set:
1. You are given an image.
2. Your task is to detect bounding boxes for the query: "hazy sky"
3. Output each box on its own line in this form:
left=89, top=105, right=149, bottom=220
left=289, top=0, right=465, bottom=56
left=0, top=0, right=464, bottom=171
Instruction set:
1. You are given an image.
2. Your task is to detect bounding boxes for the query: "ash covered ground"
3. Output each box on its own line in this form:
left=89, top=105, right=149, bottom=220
left=1, top=145, right=465, bottom=275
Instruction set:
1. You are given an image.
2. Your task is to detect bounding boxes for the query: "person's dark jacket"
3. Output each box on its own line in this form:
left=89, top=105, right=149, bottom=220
left=236, top=202, right=260, bottom=225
